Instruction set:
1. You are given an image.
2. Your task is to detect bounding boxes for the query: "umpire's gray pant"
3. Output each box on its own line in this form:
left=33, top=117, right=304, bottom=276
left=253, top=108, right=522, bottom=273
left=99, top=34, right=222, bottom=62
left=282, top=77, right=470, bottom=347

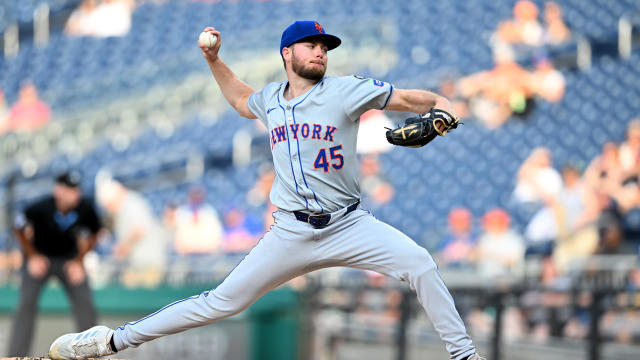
left=8, top=257, right=97, bottom=356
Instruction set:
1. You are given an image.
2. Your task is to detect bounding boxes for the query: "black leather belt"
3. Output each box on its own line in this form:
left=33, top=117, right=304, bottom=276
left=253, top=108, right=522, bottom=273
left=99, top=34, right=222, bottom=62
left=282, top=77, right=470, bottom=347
left=293, top=201, right=360, bottom=228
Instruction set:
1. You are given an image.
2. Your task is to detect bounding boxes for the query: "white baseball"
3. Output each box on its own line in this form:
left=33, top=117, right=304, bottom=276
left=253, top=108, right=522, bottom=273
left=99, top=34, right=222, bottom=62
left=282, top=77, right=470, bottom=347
left=198, top=31, right=217, bottom=48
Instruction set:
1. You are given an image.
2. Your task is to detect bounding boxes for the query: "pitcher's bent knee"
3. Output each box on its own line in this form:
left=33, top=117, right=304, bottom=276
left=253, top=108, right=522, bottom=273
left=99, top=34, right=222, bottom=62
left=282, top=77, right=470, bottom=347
left=403, top=248, right=437, bottom=273
left=202, top=289, right=256, bottom=319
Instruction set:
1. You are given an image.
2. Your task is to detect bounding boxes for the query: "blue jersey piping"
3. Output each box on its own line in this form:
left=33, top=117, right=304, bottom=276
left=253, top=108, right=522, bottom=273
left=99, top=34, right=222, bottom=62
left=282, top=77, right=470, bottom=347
left=291, top=80, right=325, bottom=213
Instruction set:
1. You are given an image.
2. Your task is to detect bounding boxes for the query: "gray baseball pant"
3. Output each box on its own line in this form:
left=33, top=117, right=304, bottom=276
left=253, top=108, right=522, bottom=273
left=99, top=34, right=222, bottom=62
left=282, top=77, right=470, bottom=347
left=113, top=208, right=476, bottom=360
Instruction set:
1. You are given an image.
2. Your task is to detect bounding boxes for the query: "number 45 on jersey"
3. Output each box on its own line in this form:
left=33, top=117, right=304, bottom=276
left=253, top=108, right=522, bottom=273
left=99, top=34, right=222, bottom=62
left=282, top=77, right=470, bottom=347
left=314, top=145, right=344, bottom=172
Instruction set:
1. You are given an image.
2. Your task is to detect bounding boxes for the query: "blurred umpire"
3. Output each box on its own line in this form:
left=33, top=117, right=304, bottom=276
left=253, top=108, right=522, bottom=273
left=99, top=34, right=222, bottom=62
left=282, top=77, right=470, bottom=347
left=8, top=171, right=102, bottom=356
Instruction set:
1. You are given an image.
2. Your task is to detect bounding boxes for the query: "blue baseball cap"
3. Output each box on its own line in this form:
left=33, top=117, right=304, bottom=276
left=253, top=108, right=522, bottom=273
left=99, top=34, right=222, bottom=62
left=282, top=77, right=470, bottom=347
left=280, top=20, right=341, bottom=55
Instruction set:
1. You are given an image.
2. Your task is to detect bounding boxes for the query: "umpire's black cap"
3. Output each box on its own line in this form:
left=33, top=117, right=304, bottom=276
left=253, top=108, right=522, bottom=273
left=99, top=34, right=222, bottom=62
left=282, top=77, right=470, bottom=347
left=55, top=170, right=82, bottom=188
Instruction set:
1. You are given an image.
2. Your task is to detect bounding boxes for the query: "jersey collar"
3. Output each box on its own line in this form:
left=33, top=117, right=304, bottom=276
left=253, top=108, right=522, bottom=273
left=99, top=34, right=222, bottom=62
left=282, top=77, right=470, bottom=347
left=278, top=77, right=326, bottom=106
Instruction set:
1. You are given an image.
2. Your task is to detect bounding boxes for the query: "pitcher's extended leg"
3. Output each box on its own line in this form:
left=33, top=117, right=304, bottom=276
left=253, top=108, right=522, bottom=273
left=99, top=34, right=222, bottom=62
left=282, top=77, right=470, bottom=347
left=319, top=210, right=475, bottom=360
left=113, top=218, right=315, bottom=350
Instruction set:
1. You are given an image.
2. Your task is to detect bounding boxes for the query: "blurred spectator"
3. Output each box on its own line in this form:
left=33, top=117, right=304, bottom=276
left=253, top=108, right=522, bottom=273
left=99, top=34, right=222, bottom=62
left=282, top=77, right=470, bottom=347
left=0, top=88, right=9, bottom=133
left=222, top=206, right=258, bottom=254
left=618, top=119, right=640, bottom=179
left=583, top=142, right=627, bottom=253
left=494, top=0, right=544, bottom=48
left=513, top=147, right=562, bottom=205
left=8, top=171, right=101, bottom=356
left=66, top=0, right=134, bottom=37
left=595, top=211, right=625, bottom=255
left=436, top=207, right=477, bottom=269
left=531, top=56, right=565, bottom=103
left=64, top=0, right=98, bottom=36
left=359, top=154, right=394, bottom=206
left=606, top=177, right=640, bottom=253
left=457, top=44, right=534, bottom=128
left=357, top=110, right=393, bottom=154
left=583, top=139, right=640, bottom=254
left=490, top=0, right=573, bottom=93
left=97, top=176, right=168, bottom=288
left=458, top=1, right=572, bottom=129
left=543, top=1, right=572, bottom=45
left=553, top=164, right=600, bottom=232
left=476, top=209, right=525, bottom=277
left=525, top=164, right=599, bottom=259
left=173, top=186, right=223, bottom=255
left=549, top=165, right=600, bottom=271
left=584, top=141, right=625, bottom=196
left=92, top=0, right=134, bottom=37
left=7, top=82, right=51, bottom=132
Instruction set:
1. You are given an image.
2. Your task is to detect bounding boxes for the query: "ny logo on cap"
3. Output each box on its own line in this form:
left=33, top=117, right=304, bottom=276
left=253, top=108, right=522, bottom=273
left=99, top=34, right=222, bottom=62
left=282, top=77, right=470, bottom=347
left=314, top=22, right=324, bottom=33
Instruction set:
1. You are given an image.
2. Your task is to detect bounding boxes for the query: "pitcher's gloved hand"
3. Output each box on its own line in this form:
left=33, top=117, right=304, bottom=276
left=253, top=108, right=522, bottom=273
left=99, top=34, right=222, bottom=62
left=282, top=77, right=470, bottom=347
left=385, top=108, right=459, bottom=148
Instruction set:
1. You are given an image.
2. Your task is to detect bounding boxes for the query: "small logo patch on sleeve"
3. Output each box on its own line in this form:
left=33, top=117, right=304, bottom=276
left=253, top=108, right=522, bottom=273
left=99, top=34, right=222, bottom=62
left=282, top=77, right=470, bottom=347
left=373, top=79, right=384, bottom=87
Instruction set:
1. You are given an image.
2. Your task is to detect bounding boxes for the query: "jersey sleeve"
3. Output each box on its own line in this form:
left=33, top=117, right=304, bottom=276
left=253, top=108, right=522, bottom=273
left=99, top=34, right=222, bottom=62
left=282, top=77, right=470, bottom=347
left=248, top=83, right=280, bottom=126
left=247, top=90, right=267, bottom=125
left=340, top=75, right=394, bottom=120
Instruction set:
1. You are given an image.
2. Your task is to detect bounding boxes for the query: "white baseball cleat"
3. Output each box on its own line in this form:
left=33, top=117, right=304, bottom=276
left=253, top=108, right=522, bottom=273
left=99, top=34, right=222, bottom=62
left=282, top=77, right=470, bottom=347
left=49, top=325, right=116, bottom=359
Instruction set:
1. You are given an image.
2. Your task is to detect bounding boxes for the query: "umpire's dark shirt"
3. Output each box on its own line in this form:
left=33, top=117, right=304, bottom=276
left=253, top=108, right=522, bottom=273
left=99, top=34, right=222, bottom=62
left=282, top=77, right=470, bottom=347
left=23, top=196, right=101, bottom=258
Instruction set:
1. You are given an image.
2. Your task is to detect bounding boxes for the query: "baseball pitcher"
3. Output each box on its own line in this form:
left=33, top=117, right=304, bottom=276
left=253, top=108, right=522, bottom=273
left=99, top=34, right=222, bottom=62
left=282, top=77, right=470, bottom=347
left=49, top=20, right=483, bottom=360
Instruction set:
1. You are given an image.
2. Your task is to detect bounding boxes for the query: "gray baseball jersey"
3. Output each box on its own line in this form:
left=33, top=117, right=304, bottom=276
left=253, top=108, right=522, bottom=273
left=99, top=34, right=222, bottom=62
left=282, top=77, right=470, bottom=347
left=248, top=75, right=393, bottom=213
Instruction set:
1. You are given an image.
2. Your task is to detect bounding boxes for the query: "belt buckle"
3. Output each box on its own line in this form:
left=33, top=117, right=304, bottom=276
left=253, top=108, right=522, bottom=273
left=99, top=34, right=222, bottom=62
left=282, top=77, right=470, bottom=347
left=308, top=213, right=329, bottom=228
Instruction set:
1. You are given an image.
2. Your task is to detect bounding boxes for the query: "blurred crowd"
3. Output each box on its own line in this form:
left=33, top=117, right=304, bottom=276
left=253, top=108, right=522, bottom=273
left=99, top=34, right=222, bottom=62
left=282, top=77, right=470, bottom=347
left=0, top=110, right=398, bottom=289
left=86, top=170, right=274, bottom=288
left=436, top=117, right=640, bottom=278
left=2, top=118, right=640, bottom=289
left=446, top=0, right=570, bottom=129
left=313, top=124, right=640, bottom=344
